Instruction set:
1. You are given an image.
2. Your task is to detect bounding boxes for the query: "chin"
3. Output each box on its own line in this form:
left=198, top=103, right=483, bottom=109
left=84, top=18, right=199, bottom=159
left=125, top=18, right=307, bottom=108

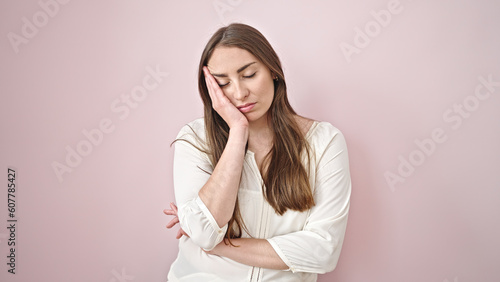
left=246, top=112, right=269, bottom=124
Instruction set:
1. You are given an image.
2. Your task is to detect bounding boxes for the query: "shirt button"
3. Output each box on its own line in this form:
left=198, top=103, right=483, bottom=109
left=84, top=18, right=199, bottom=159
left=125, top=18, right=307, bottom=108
left=218, top=229, right=223, bottom=234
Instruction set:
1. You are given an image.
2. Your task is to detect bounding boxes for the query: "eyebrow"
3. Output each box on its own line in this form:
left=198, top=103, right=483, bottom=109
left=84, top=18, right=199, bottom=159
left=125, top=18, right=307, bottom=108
left=210, top=62, right=256, bottom=78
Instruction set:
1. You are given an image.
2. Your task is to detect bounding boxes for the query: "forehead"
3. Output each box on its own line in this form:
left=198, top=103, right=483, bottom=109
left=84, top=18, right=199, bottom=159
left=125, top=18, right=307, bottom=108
left=207, top=46, right=259, bottom=72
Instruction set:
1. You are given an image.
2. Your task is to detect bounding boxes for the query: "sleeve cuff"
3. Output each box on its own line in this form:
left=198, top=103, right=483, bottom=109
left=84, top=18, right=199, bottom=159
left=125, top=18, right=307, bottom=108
left=267, top=238, right=296, bottom=273
left=195, top=196, right=228, bottom=250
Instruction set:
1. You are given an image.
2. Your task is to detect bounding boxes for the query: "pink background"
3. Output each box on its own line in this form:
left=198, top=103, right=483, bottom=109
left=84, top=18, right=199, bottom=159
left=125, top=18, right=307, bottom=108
left=1, top=1, right=499, bottom=281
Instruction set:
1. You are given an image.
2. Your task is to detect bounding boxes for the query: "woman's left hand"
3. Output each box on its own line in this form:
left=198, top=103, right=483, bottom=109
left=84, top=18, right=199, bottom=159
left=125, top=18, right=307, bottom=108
left=163, top=202, right=189, bottom=239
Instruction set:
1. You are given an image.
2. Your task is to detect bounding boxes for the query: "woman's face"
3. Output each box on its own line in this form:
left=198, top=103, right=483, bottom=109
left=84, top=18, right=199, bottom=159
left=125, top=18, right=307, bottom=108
left=207, top=46, right=275, bottom=125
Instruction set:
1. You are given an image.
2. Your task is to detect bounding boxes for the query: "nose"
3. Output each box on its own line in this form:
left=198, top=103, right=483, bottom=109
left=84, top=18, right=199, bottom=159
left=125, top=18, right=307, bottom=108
left=232, top=81, right=249, bottom=101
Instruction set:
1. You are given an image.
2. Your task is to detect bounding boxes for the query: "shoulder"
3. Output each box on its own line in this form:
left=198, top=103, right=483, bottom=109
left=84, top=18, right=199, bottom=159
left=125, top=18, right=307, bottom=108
left=176, top=117, right=205, bottom=137
left=310, top=121, right=345, bottom=139
left=173, top=118, right=213, bottom=165
left=306, top=119, right=348, bottom=156
left=175, top=117, right=207, bottom=145
left=294, top=115, right=315, bottom=137
left=294, top=115, right=345, bottom=142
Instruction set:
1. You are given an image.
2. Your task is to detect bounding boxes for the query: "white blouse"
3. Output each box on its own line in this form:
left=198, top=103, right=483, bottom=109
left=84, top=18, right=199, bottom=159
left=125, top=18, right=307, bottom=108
left=167, top=118, right=351, bottom=282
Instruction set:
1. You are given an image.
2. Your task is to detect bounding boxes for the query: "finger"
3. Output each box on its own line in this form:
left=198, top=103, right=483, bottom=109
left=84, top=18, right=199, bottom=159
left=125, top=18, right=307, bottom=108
left=203, top=67, right=213, bottom=87
left=176, top=229, right=183, bottom=239
left=203, top=66, right=214, bottom=83
left=166, top=217, right=179, bottom=228
left=181, top=228, right=190, bottom=238
left=163, top=209, right=176, bottom=216
left=203, top=69, right=217, bottom=102
left=170, top=202, right=178, bottom=213
left=175, top=227, right=190, bottom=239
left=166, top=217, right=179, bottom=227
left=204, top=69, right=231, bottom=106
left=204, top=67, right=217, bottom=87
left=203, top=67, right=222, bottom=101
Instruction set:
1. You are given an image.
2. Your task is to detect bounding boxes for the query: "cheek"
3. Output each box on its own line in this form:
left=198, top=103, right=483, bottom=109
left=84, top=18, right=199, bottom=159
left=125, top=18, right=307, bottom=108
left=251, top=77, right=274, bottom=98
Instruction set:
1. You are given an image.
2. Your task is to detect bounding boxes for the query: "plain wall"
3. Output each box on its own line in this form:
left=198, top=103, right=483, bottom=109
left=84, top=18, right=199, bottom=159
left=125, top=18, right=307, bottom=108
left=1, top=0, right=499, bottom=281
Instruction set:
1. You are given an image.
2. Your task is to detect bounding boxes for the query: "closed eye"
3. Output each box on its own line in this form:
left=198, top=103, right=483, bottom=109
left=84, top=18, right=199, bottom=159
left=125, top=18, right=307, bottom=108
left=218, top=72, right=256, bottom=87
left=244, top=72, right=256, bottom=78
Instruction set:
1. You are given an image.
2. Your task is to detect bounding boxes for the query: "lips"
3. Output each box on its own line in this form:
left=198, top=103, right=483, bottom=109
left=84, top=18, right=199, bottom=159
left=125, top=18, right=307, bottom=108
left=237, top=103, right=256, bottom=113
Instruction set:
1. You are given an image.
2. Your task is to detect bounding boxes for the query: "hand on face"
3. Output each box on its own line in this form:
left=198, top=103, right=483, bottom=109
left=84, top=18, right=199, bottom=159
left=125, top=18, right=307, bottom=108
left=203, top=66, right=249, bottom=129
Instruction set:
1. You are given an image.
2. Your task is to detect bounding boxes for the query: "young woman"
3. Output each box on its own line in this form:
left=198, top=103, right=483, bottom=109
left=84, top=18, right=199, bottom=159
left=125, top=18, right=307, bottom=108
left=164, top=23, right=351, bottom=282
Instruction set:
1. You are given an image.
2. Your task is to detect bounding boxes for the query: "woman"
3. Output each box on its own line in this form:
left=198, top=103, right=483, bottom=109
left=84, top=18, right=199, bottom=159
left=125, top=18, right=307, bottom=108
left=164, top=23, right=351, bottom=281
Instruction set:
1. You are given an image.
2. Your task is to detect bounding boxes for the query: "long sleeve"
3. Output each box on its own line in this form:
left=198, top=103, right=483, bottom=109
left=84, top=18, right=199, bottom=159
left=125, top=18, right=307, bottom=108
left=173, top=121, right=228, bottom=251
left=266, top=124, right=351, bottom=273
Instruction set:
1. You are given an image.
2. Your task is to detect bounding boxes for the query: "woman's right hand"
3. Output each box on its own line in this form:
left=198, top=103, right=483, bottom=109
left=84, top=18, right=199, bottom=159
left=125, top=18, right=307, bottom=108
left=203, top=66, right=249, bottom=130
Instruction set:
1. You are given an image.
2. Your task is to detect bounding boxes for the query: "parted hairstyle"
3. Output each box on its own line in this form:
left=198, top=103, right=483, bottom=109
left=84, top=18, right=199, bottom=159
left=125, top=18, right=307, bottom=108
left=195, top=23, right=315, bottom=243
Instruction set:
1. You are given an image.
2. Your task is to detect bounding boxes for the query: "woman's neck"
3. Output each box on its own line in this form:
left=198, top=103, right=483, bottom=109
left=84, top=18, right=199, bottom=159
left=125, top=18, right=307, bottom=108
left=247, top=114, right=273, bottom=152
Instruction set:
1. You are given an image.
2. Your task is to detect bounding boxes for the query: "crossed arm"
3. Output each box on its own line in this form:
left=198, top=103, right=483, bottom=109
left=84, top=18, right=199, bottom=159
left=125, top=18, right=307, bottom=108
left=164, top=204, right=287, bottom=270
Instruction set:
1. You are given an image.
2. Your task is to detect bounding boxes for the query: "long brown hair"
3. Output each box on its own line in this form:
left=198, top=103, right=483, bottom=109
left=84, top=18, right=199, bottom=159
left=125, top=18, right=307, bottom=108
left=197, top=23, right=315, bottom=242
